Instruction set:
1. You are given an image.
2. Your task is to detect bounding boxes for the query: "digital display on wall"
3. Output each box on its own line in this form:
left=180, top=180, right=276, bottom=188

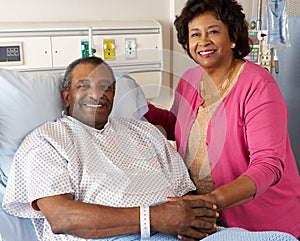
left=0, top=42, right=23, bottom=65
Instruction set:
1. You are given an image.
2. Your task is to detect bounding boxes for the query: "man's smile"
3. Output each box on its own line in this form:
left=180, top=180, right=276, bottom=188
left=84, top=103, right=104, bottom=108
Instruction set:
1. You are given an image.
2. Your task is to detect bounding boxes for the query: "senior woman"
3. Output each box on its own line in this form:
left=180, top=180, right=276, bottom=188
left=145, top=0, right=300, bottom=239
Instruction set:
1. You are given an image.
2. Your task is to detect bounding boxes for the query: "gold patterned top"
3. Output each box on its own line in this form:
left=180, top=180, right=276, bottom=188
left=184, top=60, right=245, bottom=195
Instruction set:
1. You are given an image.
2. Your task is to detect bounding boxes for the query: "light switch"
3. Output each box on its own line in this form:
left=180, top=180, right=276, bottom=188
left=125, top=38, right=137, bottom=59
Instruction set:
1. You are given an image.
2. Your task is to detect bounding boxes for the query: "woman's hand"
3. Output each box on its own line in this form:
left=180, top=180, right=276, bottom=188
left=170, top=175, right=256, bottom=211
left=166, top=195, right=218, bottom=240
left=168, top=194, right=217, bottom=206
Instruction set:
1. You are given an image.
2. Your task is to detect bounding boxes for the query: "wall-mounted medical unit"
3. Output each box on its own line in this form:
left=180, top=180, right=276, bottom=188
left=245, top=30, right=272, bottom=71
left=0, top=21, right=163, bottom=99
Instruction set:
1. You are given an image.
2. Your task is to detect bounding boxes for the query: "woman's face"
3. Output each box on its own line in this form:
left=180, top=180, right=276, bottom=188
left=188, top=11, right=233, bottom=71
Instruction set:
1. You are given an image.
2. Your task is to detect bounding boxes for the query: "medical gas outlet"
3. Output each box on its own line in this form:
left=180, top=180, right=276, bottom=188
left=125, top=38, right=137, bottom=59
left=81, top=41, right=96, bottom=57
left=103, top=39, right=115, bottom=59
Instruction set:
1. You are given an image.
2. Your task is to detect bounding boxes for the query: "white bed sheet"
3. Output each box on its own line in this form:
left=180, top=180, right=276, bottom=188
left=0, top=179, right=38, bottom=241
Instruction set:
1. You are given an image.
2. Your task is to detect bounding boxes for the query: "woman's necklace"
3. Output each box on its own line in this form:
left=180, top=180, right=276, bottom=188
left=200, top=59, right=238, bottom=101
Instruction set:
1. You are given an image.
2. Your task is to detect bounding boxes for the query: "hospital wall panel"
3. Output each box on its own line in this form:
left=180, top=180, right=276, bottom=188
left=0, top=20, right=163, bottom=100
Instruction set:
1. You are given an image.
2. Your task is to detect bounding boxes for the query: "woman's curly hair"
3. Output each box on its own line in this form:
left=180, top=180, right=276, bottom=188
left=174, top=0, right=251, bottom=60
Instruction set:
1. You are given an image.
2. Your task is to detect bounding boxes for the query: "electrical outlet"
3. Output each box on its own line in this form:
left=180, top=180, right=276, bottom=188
left=103, top=39, right=115, bottom=59
left=125, top=38, right=137, bottom=59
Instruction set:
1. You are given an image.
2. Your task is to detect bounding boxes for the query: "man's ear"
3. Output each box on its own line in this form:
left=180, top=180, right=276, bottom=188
left=61, top=90, right=70, bottom=108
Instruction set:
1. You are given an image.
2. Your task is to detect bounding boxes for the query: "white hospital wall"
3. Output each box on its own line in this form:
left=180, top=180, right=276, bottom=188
left=0, top=0, right=252, bottom=95
left=0, top=1, right=172, bottom=59
left=0, top=0, right=173, bottom=90
left=0, top=0, right=170, bottom=22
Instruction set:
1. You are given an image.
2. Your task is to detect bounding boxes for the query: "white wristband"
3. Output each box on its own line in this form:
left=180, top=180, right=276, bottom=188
left=140, top=206, right=150, bottom=239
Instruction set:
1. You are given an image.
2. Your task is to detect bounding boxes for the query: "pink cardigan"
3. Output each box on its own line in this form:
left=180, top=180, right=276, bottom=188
left=145, top=60, right=300, bottom=237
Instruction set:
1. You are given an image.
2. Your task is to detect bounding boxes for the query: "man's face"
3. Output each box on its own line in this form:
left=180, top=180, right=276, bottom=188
left=62, top=63, right=115, bottom=130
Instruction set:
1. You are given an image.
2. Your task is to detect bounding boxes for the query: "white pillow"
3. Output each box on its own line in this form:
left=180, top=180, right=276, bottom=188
left=111, top=73, right=148, bottom=120
left=0, top=68, right=64, bottom=184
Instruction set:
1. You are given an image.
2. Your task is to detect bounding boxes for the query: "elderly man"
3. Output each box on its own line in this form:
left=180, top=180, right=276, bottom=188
left=3, top=56, right=217, bottom=241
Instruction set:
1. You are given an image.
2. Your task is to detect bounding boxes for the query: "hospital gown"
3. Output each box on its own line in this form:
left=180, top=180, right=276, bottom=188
left=2, top=115, right=195, bottom=241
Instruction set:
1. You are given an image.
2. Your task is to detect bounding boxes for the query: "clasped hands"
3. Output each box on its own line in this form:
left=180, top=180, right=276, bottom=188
left=152, top=194, right=218, bottom=241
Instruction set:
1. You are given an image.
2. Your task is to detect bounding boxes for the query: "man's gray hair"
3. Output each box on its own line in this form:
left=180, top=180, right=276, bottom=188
left=62, top=56, right=115, bottom=90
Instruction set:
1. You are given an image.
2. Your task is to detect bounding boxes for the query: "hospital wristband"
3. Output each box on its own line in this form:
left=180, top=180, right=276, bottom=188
left=140, top=206, right=150, bottom=239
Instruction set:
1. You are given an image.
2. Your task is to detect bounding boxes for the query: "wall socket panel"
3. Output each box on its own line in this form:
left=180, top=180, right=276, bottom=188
left=125, top=38, right=137, bottom=59
left=103, top=39, right=115, bottom=59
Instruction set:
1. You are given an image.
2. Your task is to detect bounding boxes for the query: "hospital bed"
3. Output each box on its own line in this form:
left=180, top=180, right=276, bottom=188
left=0, top=19, right=299, bottom=241
left=0, top=20, right=165, bottom=241
left=0, top=67, right=298, bottom=241
left=0, top=67, right=149, bottom=241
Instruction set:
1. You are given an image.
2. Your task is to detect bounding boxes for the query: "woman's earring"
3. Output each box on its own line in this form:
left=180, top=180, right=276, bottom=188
left=231, top=42, right=236, bottom=49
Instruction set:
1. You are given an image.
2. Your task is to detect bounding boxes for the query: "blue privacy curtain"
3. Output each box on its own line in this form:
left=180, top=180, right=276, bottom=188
left=275, top=16, right=300, bottom=173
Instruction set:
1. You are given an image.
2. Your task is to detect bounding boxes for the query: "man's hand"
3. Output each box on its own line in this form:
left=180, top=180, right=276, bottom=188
left=150, top=198, right=218, bottom=240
